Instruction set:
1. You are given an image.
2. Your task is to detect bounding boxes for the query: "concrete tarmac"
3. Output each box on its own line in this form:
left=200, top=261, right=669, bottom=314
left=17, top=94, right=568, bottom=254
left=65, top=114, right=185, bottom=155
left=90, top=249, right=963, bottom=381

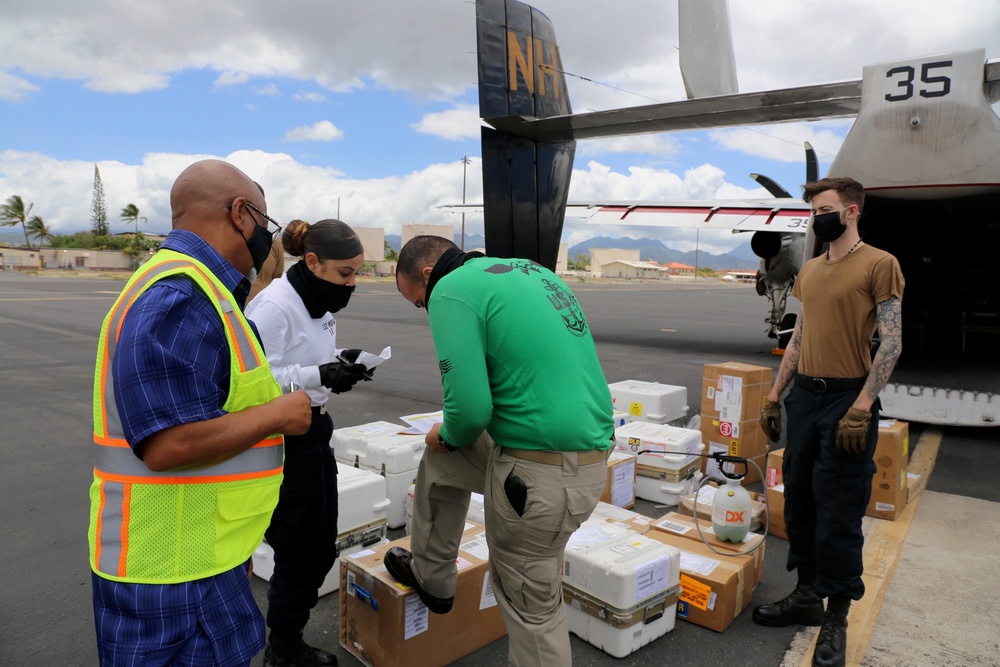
left=1, top=271, right=996, bottom=666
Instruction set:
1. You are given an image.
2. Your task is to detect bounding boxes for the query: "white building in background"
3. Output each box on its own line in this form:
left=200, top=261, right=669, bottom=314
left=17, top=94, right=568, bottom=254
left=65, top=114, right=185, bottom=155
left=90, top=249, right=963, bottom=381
left=555, top=242, right=568, bottom=274
left=402, top=224, right=453, bottom=247
left=599, top=260, right=668, bottom=280
left=589, top=248, right=639, bottom=277
left=352, top=227, right=386, bottom=261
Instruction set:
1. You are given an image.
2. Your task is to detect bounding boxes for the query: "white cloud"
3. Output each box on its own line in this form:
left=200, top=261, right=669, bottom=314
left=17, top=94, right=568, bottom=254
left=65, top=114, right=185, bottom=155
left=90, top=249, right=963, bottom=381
left=257, top=83, right=280, bottom=96
left=294, top=92, right=325, bottom=103
left=413, top=105, right=481, bottom=140
left=0, top=71, right=39, bottom=102
left=213, top=71, right=250, bottom=88
left=283, top=120, right=344, bottom=143
left=707, top=121, right=852, bottom=163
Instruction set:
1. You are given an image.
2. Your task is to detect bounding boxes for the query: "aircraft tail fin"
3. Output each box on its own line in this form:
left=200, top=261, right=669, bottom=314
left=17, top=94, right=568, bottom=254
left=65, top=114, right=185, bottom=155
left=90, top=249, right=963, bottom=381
left=476, top=0, right=575, bottom=268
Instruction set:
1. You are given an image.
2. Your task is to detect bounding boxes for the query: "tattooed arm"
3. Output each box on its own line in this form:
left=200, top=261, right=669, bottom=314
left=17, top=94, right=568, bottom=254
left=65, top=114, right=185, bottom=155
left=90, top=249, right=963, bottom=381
left=854, top=296, right=902, bottom=411
left=766, top=312, right=803, bottom=402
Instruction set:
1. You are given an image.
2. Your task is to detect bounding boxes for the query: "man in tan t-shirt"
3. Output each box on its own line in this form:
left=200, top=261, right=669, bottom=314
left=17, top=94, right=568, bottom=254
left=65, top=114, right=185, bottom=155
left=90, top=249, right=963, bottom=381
left=753, top=177, right=904, bottom=667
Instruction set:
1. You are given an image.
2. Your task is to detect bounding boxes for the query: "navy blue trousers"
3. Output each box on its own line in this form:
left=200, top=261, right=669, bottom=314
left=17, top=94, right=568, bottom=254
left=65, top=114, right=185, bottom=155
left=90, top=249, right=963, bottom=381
left=264, top=409, right=338, bottom=638
left=783, top=383, right=879, bottom=601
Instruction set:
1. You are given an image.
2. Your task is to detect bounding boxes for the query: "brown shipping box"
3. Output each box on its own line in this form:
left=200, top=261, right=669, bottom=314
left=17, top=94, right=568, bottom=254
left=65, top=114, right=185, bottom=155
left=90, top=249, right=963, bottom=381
left=699, top=417, right=769, bottom=485
left=766, top=448, right=784, bottom=488
left=646, top=529, right=755, bottom=633
left=600, top=450, right=637, bottom=509
left=339, top=524, right=506, bottom=667
left=766, top=484, right=788, bottom=539
left=701, top=362, right=773, bottom=423
left=651, top=511, right=766, bottom=591
left=866, top=420, right=909, bottom=520
left=765, top=448, right=787, bottom=539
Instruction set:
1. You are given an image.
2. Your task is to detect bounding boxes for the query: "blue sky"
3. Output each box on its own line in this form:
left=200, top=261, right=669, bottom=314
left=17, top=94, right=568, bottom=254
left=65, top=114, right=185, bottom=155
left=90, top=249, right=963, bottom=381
left=1, top=0, right=997, bottom=255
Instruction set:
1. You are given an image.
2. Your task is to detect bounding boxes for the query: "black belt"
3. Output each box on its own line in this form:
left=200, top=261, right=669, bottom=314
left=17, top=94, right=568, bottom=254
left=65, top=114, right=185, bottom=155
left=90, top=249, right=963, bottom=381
left=794, top=373, right=866, bottom=394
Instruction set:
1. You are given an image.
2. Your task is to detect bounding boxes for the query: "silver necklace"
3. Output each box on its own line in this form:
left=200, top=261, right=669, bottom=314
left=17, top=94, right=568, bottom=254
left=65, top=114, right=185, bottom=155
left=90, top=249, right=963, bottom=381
left=828, top=238, right=863, bottom=260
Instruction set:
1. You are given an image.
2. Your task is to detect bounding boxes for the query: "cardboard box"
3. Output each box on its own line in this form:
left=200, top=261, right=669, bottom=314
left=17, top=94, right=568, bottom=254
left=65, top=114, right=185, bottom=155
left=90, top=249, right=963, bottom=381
left=866, top=420, right=909, bottom=520
left=765, top=484, right=787, bottom=539
left=699, top=417, right=769, bottom=485
left=588, top=501, right=653, bottom=534
left=766, top=448, right=784, bottom=488
left=651, top=511, right=766, bottom=591
left=677, top=482, right=767, bottom=533
left=646, top=529, right=755, bottom=633
left=601, top=451, right=637, bottom=509
left=339, top=524, right=506, bottom=667
left=701, top=362, right=773, bottom=423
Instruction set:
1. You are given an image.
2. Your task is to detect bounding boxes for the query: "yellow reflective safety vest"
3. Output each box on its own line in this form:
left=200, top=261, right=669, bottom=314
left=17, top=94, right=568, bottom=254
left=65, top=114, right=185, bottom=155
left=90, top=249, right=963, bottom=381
left=89, top=249, right=283, bottom=583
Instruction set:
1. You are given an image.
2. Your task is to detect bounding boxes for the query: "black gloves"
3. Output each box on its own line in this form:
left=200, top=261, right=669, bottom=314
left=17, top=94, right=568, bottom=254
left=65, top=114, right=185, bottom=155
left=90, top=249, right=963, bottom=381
left=339, top=348, right=363, bottom=363
left=319, top=361, right=368, bottom=394
left=759, top=398, right=782, bottom=442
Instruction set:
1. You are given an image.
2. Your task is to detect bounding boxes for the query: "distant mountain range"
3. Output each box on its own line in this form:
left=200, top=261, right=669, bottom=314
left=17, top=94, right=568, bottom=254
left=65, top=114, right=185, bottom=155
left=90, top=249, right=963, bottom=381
left=383, top=233, right=757, bottom=270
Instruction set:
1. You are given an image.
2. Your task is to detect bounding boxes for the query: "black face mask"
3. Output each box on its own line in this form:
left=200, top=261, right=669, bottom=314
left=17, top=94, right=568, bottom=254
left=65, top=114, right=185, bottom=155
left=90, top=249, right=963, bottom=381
left=243, top=222, right=274, bottom=275
left=287, top=261, right=355, bottom=318
left=812, top=210, right=848, bottom=242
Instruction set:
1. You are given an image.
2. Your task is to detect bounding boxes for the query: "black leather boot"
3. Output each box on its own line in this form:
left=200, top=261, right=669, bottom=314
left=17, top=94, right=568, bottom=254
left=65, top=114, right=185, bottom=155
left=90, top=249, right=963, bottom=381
left=264, top=634, right=338, bottom=667
left=813, top=597, right=850, bottom=667
left=752, top=573, right=825, bottom=627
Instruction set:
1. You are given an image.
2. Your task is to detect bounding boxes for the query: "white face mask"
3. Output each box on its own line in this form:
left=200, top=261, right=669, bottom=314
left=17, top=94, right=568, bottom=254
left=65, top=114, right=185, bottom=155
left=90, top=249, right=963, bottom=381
left=246, top=267, right=258, bottom=283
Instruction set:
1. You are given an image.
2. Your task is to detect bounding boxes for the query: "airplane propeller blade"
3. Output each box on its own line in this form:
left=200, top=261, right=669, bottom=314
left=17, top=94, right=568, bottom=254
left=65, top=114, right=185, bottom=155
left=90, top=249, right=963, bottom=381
left=805, top=141, right=818, bottom=183
left=749, top=173, right=791, bottom=198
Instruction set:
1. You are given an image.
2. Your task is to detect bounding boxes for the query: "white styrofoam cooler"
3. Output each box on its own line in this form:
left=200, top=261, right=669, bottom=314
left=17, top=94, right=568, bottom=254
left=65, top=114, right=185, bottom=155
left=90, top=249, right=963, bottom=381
left=252, top=462, right=390, bottom=596
left=614, top=421, right=704, bottom=505
left=329, top=421, right=425, bottom=529
left=609, top=380, right=689, bottom=426
left=406, top=485, right=485, bottom=535
left=562, top=519, right=681, bottom=657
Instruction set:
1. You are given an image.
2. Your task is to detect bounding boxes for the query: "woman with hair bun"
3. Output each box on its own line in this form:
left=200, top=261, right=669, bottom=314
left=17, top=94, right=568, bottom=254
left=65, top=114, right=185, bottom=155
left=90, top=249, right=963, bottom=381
left=246, top=218, right=370, bottom=666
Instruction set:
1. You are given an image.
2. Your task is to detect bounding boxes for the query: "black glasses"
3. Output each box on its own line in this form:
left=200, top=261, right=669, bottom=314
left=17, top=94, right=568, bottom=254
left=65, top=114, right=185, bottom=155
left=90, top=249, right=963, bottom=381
left=243, top=200, right=283, bottom=240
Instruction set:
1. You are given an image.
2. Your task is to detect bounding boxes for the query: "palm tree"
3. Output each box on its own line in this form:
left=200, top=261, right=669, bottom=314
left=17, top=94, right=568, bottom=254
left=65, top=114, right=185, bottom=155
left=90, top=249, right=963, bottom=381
left=26, top=215, right=51, bottom=249
left=0, top=195, right=34, bottom=247
left=120, top=203, right=147, bottom=236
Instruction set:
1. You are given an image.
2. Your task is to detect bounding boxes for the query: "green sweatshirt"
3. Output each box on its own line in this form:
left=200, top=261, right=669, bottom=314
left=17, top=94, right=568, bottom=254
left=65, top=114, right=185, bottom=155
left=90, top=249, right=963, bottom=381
left=430, top=257, right=613, bottom=451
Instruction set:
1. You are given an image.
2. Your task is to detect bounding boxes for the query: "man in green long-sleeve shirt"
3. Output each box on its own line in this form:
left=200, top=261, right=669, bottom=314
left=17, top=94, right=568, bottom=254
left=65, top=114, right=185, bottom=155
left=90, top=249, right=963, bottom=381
left=387, top=235, right=612, bottom=667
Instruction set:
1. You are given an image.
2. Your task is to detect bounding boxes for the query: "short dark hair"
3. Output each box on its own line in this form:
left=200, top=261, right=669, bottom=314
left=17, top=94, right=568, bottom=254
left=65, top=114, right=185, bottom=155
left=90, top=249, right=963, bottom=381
left=396, top=235, right=457, bottom=283
left=802, top=177, right=865, bottom=214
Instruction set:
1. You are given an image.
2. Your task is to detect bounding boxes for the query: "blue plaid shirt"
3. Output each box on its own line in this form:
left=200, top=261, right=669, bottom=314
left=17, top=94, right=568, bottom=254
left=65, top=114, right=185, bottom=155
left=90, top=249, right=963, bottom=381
left=92, top=230, right=264, bottom=666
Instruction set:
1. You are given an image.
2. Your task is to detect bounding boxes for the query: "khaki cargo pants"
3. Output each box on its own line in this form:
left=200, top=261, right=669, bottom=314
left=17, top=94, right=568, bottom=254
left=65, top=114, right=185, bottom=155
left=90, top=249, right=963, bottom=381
left=410, top=432, right=607, bottom=667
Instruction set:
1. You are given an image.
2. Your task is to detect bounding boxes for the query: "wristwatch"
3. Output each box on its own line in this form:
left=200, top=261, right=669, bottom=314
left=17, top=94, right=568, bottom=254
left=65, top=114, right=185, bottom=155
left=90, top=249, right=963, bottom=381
left=438, top=436, right=457, bottom=452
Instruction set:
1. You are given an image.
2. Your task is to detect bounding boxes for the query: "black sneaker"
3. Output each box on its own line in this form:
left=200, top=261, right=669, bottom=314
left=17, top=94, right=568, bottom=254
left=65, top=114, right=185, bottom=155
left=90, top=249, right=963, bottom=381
left=752, top=584, right=825, bottom=627
left=264, top=636, right=338, bottom=667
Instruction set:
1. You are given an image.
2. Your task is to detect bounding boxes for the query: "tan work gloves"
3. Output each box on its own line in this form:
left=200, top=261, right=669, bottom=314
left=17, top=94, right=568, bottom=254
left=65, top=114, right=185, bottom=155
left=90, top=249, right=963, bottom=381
left=759, top=398, right=782, bottom=442
left=836, top=407, right=871, bottom=455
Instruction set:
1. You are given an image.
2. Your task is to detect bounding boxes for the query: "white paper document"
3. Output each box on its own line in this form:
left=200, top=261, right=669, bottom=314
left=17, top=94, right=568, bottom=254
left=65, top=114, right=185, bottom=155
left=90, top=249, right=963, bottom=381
left=341, top=346, right=391, bottom=370
left=399, top=410, right=444, bottom=435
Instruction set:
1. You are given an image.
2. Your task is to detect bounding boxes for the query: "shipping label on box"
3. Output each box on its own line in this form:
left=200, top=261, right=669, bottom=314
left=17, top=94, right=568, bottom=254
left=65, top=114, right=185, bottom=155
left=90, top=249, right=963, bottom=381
left=601, top=451, right=637, bottom=509
left=588, top=501, right=653, bottom=534
left=339, top=524, right=506, bottom=667
left=701, top=362, right=773, bottom=424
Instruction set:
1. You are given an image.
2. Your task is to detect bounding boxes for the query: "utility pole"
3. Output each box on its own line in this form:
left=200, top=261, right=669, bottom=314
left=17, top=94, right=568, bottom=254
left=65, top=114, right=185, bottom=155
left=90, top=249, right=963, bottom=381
left=461, top=156, right=471, bottom=250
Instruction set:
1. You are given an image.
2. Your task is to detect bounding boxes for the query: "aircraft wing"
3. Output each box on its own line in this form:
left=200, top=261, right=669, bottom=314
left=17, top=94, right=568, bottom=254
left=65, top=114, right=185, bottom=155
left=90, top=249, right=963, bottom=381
left=438, top=199, right=813, bottom=233
left=570, top=200, right=812, bottom=233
